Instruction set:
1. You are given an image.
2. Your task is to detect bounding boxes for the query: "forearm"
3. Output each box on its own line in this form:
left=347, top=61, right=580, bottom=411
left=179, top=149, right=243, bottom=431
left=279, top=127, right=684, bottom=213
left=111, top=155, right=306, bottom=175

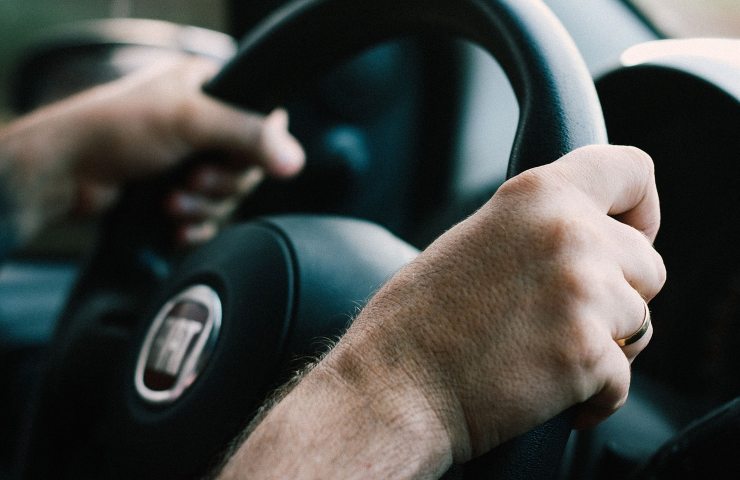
left=217, top=338, right=454, bottom=480
left=0, top=101, right=88, bottom=246
left=216, top=145, right=665, bottom=479
left=0, top=78, right=141, bottom=245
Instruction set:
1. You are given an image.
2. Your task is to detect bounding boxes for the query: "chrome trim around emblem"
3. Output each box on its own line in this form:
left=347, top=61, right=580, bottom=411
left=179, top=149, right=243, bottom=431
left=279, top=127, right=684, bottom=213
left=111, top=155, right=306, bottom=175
left=134, top=284, right=222, bottom=405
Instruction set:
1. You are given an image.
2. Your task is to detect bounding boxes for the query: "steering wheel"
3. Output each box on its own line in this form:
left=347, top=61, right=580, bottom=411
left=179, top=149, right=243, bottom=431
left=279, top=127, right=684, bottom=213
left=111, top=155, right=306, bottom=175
left=20, top=1, right=607, bottom=479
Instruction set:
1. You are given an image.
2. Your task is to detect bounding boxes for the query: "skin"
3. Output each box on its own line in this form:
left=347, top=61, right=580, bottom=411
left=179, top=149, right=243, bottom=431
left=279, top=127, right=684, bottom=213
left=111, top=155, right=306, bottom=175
left=0, top=57, right=664, bottom=478
left=0, top=56, right=305, bottom=248
left=218, top=145, right=666, bottom=479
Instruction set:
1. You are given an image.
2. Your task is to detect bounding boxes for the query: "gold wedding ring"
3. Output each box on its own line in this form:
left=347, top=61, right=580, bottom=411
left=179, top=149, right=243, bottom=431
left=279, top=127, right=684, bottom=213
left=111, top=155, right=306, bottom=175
left=617, top=300, right=651, bottom=347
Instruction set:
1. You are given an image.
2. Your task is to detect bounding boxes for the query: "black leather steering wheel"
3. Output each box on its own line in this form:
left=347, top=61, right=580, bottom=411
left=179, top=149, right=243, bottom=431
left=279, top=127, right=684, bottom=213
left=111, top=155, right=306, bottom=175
left=20, top=1, right=607, bottom=479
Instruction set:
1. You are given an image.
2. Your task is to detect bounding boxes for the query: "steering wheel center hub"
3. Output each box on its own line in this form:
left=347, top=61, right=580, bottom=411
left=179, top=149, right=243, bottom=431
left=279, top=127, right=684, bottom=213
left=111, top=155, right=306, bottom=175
left=134, top=284, right=222, bottom=405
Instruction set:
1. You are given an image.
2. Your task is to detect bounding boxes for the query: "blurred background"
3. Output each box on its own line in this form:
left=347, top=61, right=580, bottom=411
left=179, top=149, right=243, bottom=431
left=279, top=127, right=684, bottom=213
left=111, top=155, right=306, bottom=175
left=0, top=0, right=739, bottom=119
left=631, top=0, right=740, bottom=38
left=0, top=0, right=227, bottom=119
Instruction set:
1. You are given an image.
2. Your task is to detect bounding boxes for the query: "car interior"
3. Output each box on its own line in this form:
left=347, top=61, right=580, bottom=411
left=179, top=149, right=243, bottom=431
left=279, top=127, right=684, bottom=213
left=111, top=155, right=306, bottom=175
left=0, top=0, right=738, bottom=478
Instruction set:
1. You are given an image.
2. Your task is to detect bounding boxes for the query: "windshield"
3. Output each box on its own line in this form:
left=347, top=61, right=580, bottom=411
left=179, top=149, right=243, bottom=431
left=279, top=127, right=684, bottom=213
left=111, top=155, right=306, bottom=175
left=628, top=0, right=740, bottom=38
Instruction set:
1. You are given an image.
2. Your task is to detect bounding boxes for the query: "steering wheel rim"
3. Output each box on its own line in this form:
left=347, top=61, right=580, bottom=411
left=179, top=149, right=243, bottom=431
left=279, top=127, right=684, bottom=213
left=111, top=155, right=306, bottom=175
left=206, top=0, right=607, bottom=175
left=22, top=1, right=607, bottom=479
left=205, top=2, right=606, bottom=475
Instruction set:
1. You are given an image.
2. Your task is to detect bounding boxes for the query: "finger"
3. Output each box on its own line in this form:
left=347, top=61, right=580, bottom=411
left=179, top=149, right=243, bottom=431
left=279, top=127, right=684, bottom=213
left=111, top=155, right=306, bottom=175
left=622, top=313, right=653, bottom=364
left=591, top=276, right=651, bottom=347
left=188, top=165, right=264, bottom=199
left=259, top=108, right=306, bottom=177
left=603, top=216, right=667, bottom=301
left=573, top=340, right=631, bottom=430
left=177, top=221, right=218, bottom=247
left=176, top=57, right=305, bottom=177
left=186, top=94, right=305, bottom=178
left=580, top=273, right=652, bottom=362
left=603, top=282, right=653, bottom=364
left=165, top=191, right=236, bottom=221
left=555, top=145, right=661, bottom=242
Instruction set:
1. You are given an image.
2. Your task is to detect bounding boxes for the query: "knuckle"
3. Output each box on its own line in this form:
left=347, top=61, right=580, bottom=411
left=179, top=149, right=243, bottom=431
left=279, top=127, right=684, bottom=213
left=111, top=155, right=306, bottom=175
left=544, top=267, right=614, bottom=378
left=496, top=168, right=554, bottom=201
left=535, top=222, right=608, bottom=310
left=553, top=260, right=593, bottom=303
left=632, top=231, right=668, bottom=298
left=621, top=145, right=655, bottom=177
left=641, top=213, right=662, bottom=242
left=654, top=250, right=668, bottom=289
left=554, top=312, right=605, bottom=379
left=541, top=216, right=597, bottom=258
left=621, top=227, right=667, bottom=299
left=647, top=250, right=668, bottom=299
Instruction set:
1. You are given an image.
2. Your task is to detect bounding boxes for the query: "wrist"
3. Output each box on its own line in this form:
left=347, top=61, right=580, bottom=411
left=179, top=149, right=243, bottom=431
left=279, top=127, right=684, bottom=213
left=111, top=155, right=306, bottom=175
left=220, top=332, right=454, bottom=479
left=347, top=276, right=476, bottom=462
left=321, top=337, right=455, bottom=474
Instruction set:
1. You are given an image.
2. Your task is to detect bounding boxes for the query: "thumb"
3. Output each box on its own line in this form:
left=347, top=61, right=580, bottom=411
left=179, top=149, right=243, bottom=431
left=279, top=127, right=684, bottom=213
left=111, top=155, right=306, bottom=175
left=258, top=108, right=306, bottom=178
left=185, top=72, right=305, bottom=178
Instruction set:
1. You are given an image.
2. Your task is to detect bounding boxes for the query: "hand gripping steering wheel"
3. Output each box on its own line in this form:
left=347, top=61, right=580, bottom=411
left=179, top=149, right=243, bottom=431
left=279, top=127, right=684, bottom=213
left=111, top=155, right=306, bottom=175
left=21, top=1, right=607, bottom=479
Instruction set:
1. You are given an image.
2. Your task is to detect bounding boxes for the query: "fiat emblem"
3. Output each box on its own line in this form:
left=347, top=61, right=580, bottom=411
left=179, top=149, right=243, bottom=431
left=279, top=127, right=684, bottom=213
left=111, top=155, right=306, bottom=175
left=134, top=284, right=222, bottom=404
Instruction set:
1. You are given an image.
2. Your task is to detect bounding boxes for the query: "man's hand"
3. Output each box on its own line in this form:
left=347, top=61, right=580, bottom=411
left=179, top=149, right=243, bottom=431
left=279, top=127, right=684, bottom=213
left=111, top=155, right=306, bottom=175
left=218, top=145, right=666, bottom=479
left=0, top=56, right=305, bottom=247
